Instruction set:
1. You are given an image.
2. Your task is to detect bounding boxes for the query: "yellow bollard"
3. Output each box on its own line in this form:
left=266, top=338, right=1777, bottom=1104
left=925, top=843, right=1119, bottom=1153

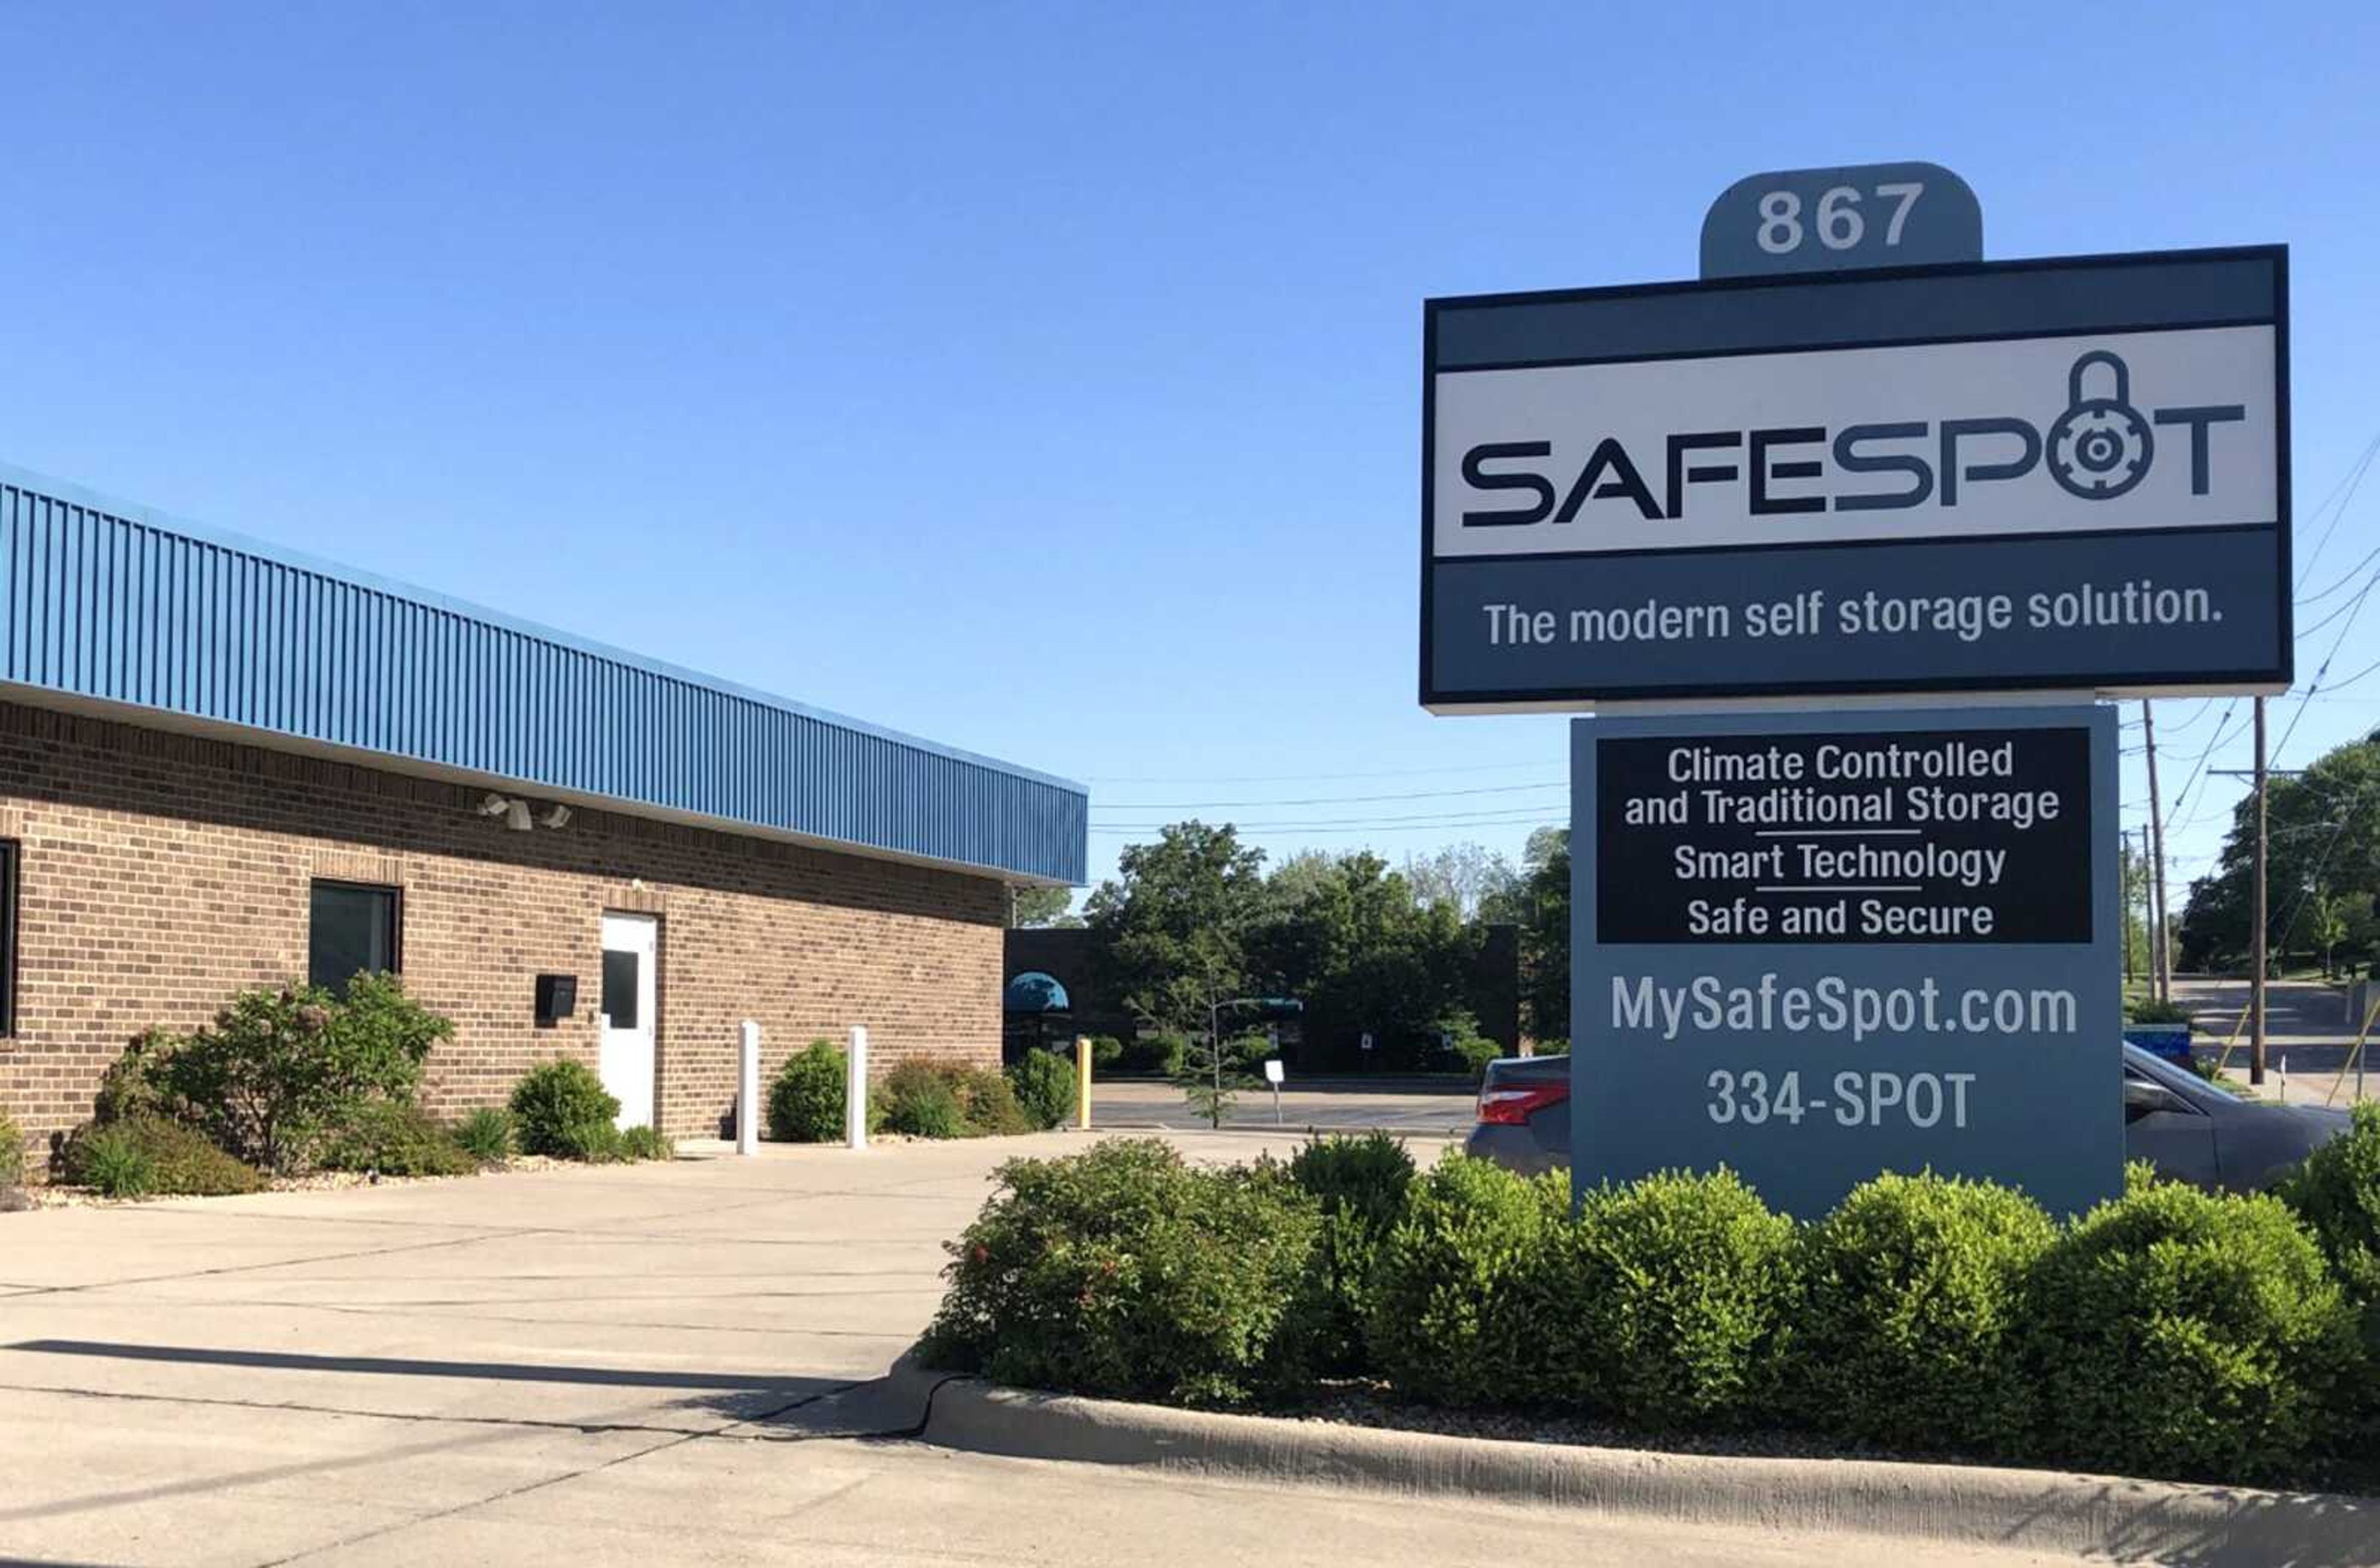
left=1076, top=1034, right=1093, bottom=1131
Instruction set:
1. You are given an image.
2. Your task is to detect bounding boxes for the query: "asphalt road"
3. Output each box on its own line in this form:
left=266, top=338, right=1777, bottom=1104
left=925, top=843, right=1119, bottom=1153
left=0, top=1134, right=2071, bottom=1567
left=1091, top=1077, right=1479, bottom=1135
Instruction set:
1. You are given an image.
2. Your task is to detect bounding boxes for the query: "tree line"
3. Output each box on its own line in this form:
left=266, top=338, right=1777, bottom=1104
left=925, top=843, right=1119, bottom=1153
left=2179, top=729, right=2380, bottom=977
left=1026, top=821, right=1572, bottom=1070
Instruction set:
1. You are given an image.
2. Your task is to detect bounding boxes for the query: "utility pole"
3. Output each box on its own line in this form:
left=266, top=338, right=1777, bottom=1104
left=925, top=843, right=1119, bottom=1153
left=2142, top=701, right=2171, bottom=1003
left=2251, top=695, right=2270, bottom=1086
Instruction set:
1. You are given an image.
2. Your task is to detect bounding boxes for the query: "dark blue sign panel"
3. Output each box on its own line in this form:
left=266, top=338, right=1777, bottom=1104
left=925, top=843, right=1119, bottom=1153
left=1701, top=162, right=1983, bottom=278
left=1570, top=705, right=2122, bottom=1218
left=1422, top=248, right=2290, bottom=709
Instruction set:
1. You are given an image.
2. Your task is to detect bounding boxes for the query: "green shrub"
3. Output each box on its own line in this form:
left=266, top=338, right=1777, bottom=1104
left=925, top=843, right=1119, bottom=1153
left=1453, top=1035, right=1503, bottom=1079
left=0, top=1109, right=22, bottom=1188
left=62, top=1116, right=262, bottom=1198
left=318, top=1101, right=477, bottom=1178
left=562, top=1119, right=628, bottom=1162
left=2280, top=1101, right=2380, bottom=1300
left=1125, top=1032, right=1189, bottom=1076
left=1289, top=1132, right=1416, bottom=1372
left=509, top=1059, right=621, bottom=1158
left=1528, top=1038, right=1570, bottom=1056
left=130, top=976, right=453, bottom=1173
left=68, top=1123, right=154, bottom=1198
left=879, top=1060, right=967, bottom=1139
left=617, top=1125, right=674, bottom=1161
left=1367, top=1155, right=1564, bottom=1406
left=767, top=1039, right=848, bottom=1142
left=1540, top=1168, right=1799, bottom=1430
left=920, top=1139, right=1322, bottom=1407
left=954, top=1067, right=1032, bottom=1136
left=1088, top=1035, right=1125, bottom=1071
left=2022, top=1175, right=2360, bottom=1482
left=451, top=1107, right=516, bottom=1164
left=1009, top=1049, right=1077, bottom=1131
left=1789, top=1171, right=2055, bottom=1453
left=2125, top=997, right=2193, bottom=1026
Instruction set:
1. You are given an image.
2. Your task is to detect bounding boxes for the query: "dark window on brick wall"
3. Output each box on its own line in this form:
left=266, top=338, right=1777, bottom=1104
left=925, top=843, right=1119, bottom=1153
left=601, top=948, right=640, bottom=1029
left=309, top=881, right=401, bottom=995
left=0, top=840, right=17, bottom=1036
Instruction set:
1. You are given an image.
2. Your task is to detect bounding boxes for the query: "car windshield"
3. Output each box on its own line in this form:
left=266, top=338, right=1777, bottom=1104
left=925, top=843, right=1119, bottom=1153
left=2129, top=1046, right=2239, bottom=1102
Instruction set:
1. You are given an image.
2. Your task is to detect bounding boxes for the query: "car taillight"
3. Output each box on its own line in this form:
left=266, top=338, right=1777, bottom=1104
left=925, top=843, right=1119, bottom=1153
left=1476, top=1081, right=1569, bottom=1126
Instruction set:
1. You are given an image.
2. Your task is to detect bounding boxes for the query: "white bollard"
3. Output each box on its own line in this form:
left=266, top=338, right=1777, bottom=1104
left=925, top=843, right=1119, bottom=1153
left=847, top=1024, right=869, bottom=1150
left=737, top=1021, right=761, bottom=1156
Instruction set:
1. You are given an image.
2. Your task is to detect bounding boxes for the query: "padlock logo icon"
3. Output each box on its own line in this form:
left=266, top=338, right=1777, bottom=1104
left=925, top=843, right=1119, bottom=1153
left=2046, top=350, right=2154, bottom=500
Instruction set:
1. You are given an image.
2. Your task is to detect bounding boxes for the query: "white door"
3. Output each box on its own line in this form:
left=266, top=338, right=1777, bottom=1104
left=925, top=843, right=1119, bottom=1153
left=599, top=912, right=658, bottom=1129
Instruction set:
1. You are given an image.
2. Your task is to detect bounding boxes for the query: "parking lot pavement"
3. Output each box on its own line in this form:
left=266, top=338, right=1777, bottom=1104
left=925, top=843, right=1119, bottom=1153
left=0, top=1135, right=2065, bottom=1567
left=1091, top=1076, right=1480, bottom=1135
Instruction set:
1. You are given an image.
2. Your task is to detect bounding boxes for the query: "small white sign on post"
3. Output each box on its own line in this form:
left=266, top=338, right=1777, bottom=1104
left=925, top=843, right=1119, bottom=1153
left=1264, top=1058, right=1284, bottom=1125
left=847, top=1025, right=870, bottom=1150
left=737, top=1020, right=761, bottom=1156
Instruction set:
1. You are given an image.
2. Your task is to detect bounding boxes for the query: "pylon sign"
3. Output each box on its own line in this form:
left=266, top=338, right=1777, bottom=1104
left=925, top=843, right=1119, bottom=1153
left=1421, top=246, right=2290, bottom=711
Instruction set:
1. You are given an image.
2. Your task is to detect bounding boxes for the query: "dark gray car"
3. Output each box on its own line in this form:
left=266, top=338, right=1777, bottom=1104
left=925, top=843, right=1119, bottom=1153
left=1464, top=1043, right=2351, bottom=1195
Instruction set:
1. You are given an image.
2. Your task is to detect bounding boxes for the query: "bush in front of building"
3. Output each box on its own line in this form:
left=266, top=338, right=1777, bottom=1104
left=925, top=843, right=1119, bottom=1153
left=919, top=1139, right=1323, bottom=1407
left=127, top=975, right=454, bottom=1174
left=617, top=1125, right=674, bottom=1161
left=1365, top=1155, right=1565, bottom=1407
left=766, top=1039, right=849, bottom=1143
left=1086, top=1035, right=1125, bottom=1071
left=1008, top=1049, right=1077, bottom=1132
left=1786, top=1171, right=2056, bottom=1455
left=451, top=1107, right=517, bottom=1164
left=1289, top=1132, right=1417, bottom=1373
left=509, top=1059, right=622, bottom=1158
left=60, top=1116, right=265, bottom=1199
left=318, top=1102, right=480, bottom=1179
left=0, top=1109, right=22, bottom=1189
left=878, top=1061, right=969, bottom=1139
left=1121, top=1032, right=1189, bottom=1077
left=2021, top=1169, right=2362, bottom=1483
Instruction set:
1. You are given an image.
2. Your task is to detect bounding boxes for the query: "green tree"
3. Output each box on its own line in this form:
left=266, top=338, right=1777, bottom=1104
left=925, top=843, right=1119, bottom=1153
left=1085, top=822, right=1272, bottom=1119
left=1258, top=851, right=1472, bottom=1066
left=2311, top=888, right=2351, bottom=979
left=1514, top=826, right=1571, bottom=1042
left=1008, top=884, right=1080, bottom=928
left=2178, top=732, right=2380, bottom=972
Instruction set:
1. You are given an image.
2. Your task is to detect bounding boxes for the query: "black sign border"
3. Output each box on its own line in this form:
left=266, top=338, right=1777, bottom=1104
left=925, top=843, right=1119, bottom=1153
left=1419, top=245, right=2293, bottom=710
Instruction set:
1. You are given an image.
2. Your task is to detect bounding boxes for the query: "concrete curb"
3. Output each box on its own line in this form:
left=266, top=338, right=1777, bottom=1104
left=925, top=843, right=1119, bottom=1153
left=914, top=1377, right=2380, bottom=1566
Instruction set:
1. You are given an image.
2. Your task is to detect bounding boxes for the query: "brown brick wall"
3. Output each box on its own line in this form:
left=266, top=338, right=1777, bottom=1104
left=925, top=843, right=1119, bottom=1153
left=0, top=702, right=1006, bottom=1159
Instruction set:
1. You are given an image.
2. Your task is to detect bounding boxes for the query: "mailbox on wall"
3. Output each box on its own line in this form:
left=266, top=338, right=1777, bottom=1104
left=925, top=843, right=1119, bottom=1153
left=534, top=973, right=578, bottom=1027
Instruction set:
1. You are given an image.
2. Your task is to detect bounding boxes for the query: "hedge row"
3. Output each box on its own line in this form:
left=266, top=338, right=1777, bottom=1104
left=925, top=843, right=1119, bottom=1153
left=43, top=981, right=673, bottom=1197
left=764, top=1041, right=1075, bottom=1142
left=921, top=1118, right=2380, bottom=1487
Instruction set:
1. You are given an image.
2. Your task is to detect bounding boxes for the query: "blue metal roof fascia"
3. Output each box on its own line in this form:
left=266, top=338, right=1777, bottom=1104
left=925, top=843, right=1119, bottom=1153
left=0, top=460, right=1088, bottom=884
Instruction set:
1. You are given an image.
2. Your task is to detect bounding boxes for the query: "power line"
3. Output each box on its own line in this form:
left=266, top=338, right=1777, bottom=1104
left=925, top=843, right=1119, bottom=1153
left=2294, top=428, right=2380, bottom=594
left=1084, top=759, right=1549, bottom=785
left=1091, top=805, right=1562, bottom=833
left=1091, top=779, right=1563, bottom=811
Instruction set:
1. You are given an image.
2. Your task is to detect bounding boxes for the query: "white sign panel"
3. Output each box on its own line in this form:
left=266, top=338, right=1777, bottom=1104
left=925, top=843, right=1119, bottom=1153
left=1434, top=327, right=2277, bottom=557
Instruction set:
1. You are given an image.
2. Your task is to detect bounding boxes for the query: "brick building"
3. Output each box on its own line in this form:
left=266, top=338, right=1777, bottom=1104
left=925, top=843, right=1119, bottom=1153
left=0, top=464, right=1086, bottom=1155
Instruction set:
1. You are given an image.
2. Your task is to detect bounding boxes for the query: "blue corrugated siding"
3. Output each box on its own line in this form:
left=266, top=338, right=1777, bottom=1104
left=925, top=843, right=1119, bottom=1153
left=0, top=469, right=1088, bottom=884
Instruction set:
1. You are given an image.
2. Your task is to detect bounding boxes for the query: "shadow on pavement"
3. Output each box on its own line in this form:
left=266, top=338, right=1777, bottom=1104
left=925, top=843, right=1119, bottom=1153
left=6, top=1339, right=835, bottom=1396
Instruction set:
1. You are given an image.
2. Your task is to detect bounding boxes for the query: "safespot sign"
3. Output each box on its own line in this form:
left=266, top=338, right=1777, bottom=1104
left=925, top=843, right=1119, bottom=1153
left=1421, top=247, right=2290, bottom=709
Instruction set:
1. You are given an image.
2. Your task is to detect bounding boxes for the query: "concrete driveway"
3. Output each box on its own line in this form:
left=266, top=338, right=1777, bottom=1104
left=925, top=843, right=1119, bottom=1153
left=0, top=1135, right=2065, bottom=1567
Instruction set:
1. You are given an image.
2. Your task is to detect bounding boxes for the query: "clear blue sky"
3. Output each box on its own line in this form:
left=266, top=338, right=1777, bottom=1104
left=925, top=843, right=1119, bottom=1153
left=1, top=4, right=2374, bottom=908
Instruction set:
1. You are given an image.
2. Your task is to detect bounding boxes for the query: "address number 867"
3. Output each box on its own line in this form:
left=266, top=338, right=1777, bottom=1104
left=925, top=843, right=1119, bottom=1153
left=1756, top=182, right=1924, bottom=256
